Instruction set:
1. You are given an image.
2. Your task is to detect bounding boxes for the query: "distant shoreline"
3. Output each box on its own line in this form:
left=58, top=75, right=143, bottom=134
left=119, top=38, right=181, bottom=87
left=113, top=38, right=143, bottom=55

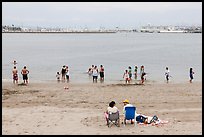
left=2, top=31, right=202, bottom=34
left=2, top=31, right=117, bottom=34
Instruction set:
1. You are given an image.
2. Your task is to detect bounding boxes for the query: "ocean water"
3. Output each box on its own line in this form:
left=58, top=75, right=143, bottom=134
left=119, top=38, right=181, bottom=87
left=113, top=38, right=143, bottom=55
left=2, top=33, right=202, bottom=83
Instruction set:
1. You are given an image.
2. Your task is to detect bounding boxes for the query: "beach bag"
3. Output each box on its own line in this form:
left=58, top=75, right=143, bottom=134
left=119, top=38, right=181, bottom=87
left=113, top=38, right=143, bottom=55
left=136, top=115, right=147, bottom=123
left=150, top=115, right=159, bottom=123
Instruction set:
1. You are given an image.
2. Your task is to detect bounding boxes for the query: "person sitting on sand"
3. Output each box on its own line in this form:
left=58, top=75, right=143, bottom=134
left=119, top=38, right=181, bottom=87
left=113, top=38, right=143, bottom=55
left=122, top=99, right=135, bottom=124
left=104, top=101, right=120, bottom=126
left=135, top=114, right=168, bottom=125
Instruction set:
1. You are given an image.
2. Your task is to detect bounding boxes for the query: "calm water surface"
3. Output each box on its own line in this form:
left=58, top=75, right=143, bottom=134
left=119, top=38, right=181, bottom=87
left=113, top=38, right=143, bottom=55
left=2, top=33, right=202, bottom=83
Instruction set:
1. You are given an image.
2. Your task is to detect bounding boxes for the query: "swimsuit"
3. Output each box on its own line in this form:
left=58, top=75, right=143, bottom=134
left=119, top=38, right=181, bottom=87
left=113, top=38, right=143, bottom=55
left=13, top=74, right=18, bottom=80
left=23, top=74, right=28, bottom=80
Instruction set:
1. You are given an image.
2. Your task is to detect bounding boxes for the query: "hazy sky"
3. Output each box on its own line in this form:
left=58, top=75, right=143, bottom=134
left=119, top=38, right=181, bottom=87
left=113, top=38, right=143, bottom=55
left=2, top=2, right=202, bottom=29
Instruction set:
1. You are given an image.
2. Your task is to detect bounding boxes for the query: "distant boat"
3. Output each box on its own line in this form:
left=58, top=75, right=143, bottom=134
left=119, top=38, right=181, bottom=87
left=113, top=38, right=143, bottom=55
left=159, top=28, right=185, bottom=33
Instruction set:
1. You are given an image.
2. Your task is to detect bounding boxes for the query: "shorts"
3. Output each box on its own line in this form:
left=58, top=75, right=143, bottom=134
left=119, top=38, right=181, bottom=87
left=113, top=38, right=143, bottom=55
left=190, top=74, right=193, bottom=80
left=66, top=75, right=69, bottom=80
left=166, top=75, right=169, bottom=81
left=100, top=72, right=104, bottom=78
left=13, top=74, right=18, bottom=80
left=93, top=76, right=98, bottom=80
left=23, top=74, right=28, bottom=80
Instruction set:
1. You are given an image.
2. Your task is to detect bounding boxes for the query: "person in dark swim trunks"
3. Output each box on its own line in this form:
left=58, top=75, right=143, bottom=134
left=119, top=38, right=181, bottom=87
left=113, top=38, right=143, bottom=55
left=21, top=66, right=29, bottom=84
left=99, top=65, right=105, bottom=83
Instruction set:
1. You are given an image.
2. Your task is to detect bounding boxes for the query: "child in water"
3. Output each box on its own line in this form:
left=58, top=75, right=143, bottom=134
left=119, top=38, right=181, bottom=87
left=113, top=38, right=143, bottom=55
left=123, top=70, right=130, bottom=84
left=56, top=72, right=60, bottom=82
left=141, top=72, right=146, bottom=84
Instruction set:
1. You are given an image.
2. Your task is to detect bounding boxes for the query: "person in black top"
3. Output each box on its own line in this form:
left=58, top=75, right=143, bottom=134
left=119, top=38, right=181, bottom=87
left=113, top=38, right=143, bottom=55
left=61, top=65, right=66, bottom=82
left=189, top=67, right=194, bottom=83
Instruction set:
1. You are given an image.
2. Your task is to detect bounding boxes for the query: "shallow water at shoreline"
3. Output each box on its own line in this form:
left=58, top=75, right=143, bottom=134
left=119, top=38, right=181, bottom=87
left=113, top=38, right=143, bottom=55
left=2, top=33, right=202, bottom=83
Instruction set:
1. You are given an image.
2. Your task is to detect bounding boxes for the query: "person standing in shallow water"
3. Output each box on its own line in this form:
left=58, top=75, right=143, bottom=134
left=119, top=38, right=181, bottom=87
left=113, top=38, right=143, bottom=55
left=128, top=66, right=132, bottom=81
left=56, top=72, right=60, bottom=83
left=21, top=66, right=29, bottom=84
left=12, top=66, right=18, bottom=84
left=13, top=60, right=17, bottom=65
left=140, top=65, right=144, bottom=76
left=140, top=72, right=146, bottom=84
left=165, top=67, right=170, bottom=83
left=134, top=65, right=138, bottom=80
left=92, top=65, right=99, bottom=83
left=61, top=65, right=66, bottom=82
left=65, top=66, right=70, bottom=83
left=123, top=70, right=130, bottom=84
left=99, top=65, right=105, bottom=83
left=189, top=67, right=194, bottom=83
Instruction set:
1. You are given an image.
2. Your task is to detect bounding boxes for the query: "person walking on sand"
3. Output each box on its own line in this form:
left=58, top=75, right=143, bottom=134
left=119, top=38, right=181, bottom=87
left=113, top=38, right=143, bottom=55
left=92, top=65, right=99, bottom=83
left=12, top=66, right=18, bottom=84
left=165, top=67, right=170, bottom=83
left=99, top=65, right=105, bottom=83
left=21, top=66, right=29, bottom=84
left=189, top=67, right=194, bottom=83
left=123, top=70, right=130, bottom=84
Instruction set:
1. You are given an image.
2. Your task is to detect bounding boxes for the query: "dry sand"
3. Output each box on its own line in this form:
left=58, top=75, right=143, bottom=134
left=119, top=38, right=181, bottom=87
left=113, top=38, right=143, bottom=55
left=2, top=80, right=202, bottom=135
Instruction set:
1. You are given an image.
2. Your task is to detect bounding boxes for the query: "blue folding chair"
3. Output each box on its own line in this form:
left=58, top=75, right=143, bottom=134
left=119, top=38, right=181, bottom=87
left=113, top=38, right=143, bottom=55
left=124, top=106, right=136, bottom=127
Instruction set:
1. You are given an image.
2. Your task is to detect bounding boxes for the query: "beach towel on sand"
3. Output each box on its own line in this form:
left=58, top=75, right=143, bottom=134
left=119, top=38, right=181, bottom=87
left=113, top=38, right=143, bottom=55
left=138, top=119, right=169, bottom=127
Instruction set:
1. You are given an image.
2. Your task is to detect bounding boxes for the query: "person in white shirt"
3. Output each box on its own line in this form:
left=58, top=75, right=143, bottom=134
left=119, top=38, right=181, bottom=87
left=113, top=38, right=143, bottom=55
left=65, top=66, right=70, bottom=83
left=92, top=65, right=99, bottom=83
left=123, top=70, right=130, bottom=84
left=104, top=101, right=120, bottom=126
left=122, top=99, right=135, bottom=124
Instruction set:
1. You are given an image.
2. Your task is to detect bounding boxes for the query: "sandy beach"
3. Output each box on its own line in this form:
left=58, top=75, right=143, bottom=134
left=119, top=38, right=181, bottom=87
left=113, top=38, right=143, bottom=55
left=2, top=81, right=202, bottom=135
